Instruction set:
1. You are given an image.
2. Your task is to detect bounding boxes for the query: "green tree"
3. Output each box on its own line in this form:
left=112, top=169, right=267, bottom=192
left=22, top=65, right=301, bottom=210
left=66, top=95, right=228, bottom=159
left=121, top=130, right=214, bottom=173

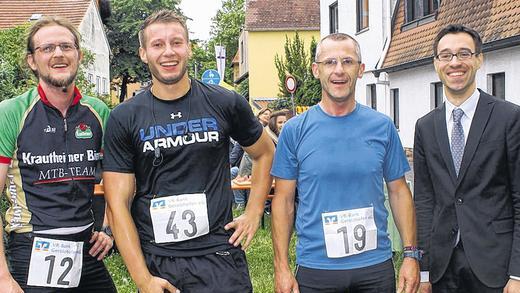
left=106, top=0, right=182, bottom=103
left=206, top=0, right=245, bottom=83
left=0, top=24, right=34, bottom=102
left=274, top=33, right=321, bottom=107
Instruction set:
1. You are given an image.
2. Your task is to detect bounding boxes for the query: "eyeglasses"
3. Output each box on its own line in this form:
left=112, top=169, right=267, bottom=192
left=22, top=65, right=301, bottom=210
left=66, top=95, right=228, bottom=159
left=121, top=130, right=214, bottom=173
left=435, top=50, right=478, bottom=62
left=33, top=43, right=78, bottom=54
left=315, top=57, right=361, bottom=69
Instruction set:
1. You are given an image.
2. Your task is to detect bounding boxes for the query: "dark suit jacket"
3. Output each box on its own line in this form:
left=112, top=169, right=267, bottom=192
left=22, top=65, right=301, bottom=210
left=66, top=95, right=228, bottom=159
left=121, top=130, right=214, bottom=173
left=414, top=90, right=520, bottom=287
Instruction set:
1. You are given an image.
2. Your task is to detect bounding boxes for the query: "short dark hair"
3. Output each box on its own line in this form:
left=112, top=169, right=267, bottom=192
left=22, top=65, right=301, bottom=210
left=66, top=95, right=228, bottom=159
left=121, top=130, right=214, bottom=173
left=433, top=24, right=482, bottom=56
left=26, top=16, right=81, bottom=55
left=315, top=33, right=362, bottom=63
left=139, top=9, right=188, bottom=47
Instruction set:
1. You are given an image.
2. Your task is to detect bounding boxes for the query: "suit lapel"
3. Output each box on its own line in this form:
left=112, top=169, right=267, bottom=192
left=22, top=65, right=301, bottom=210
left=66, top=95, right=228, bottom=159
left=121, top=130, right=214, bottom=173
left=456, top=92, right=495, bottom=186
left=434, top=104, right=458, bottom=183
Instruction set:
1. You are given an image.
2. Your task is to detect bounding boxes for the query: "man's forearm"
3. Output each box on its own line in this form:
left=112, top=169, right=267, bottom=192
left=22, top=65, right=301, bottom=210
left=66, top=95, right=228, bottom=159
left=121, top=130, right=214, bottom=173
left=247, top=157, right=273, bottom=217
left=103, top=172, right=153, bottom=288
left=272, top=194, right=295, bottom=272
left=388, top=179, right=417, bottom=247
left=107, top=205, right=152, bottom=287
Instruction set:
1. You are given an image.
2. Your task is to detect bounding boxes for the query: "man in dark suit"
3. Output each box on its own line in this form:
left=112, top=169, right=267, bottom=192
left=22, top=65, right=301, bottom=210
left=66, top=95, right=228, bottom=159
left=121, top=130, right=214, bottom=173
left=414, top=24, right=520, bottom=293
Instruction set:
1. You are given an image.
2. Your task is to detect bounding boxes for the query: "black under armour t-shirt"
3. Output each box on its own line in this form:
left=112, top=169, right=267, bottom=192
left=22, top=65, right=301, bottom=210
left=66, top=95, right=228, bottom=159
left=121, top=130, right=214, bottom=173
left=103, top=79, right=263, bottom=256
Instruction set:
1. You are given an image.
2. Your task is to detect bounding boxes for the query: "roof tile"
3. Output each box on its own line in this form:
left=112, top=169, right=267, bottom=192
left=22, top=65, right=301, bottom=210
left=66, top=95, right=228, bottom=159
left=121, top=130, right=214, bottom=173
left=0, top=0, right=91, bottom=29
left=383, top=0, right=520, bottom=69
left=245, top=0, right=320, bottom=31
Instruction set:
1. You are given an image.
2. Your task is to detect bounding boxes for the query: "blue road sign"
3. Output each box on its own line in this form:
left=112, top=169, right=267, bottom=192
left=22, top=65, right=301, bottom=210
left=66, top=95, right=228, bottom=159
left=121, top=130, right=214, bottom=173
left=201, top=69, right=221, bottom=85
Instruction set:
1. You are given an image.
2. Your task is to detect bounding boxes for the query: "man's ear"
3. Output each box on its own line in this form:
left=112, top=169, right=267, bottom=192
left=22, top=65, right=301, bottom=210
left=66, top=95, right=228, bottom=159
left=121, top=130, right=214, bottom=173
left=139, top=47, right=148, bottom=64
left=27, top=54, right=37, bottom=71
left=312, top=63, right=319, bottom=79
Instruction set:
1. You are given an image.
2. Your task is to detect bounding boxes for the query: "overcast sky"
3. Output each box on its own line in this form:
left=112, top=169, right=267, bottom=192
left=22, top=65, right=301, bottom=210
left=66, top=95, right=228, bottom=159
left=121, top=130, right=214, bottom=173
left=179, top=0, right=223, bottom=41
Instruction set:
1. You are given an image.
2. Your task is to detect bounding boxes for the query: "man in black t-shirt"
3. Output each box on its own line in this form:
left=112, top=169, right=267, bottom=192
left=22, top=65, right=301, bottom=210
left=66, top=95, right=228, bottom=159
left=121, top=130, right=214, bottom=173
left=103, top=10, right=275, bottom=293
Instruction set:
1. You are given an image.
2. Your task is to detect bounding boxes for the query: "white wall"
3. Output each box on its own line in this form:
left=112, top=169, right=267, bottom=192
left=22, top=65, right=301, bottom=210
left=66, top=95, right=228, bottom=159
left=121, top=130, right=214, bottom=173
left=388, top=45, right=520, bottom=148
left=79, top=1, right=110, bottom=95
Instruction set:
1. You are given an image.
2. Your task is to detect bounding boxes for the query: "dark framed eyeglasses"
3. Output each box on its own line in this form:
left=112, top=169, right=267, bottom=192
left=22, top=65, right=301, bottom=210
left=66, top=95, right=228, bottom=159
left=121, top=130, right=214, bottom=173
left=435, top=50, right=478, bottom=62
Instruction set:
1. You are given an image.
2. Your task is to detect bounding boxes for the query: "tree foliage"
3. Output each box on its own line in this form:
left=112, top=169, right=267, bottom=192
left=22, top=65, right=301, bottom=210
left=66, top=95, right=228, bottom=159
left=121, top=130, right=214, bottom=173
left=206, top=0, right=245, bottom=83
left=0, top=24, right=34, bottom=102
left=106, top=0, right=182, bottom=102
left=274, top=33, right=321, bottom=108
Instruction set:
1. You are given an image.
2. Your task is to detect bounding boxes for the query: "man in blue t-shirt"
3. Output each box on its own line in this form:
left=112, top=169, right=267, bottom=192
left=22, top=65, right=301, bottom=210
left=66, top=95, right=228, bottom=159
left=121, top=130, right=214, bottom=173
left=271, top=33, right=420, bottom=293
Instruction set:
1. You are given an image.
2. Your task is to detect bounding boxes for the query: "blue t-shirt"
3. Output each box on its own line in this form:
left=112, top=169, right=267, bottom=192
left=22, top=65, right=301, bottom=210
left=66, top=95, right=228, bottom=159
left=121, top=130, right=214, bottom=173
left=271, top=103, right=410, bottom=270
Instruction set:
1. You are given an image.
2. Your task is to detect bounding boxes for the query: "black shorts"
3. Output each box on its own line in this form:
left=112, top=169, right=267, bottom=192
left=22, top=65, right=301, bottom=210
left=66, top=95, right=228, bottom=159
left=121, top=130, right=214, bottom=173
left=295, top=259, right=396, bottom=293
left=144, top=246, right=252, bottom=293
left=7, top=229, right=116, bottom=293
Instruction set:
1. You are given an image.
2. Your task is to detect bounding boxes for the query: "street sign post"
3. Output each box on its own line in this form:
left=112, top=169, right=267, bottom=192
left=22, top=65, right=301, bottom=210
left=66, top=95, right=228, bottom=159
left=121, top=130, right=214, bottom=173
left=201, top=69, right=221, bottom=85
left=285, top=75, right=297, bottom=115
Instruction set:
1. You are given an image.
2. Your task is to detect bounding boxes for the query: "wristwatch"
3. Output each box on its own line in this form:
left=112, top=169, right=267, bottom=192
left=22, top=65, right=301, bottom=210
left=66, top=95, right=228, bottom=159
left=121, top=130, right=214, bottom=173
left=403, top=246, right=423, bottom=260
left=101, top=225, right=113, bottom=238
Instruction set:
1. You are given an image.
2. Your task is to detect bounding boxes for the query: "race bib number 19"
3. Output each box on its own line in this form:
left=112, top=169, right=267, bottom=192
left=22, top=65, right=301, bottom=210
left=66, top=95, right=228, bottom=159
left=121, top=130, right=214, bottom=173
left=27, top=237, right=83, bottom=288
left=322, top=206, right=377, bottom=258
left=150, top=193, right=210, bottom=244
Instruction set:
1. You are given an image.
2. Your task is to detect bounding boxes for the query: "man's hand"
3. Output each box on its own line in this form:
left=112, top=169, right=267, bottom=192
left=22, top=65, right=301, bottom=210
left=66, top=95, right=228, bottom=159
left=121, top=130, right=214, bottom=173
left=274, top=269, right=299, bottom=293
left=418, top=282, right=432, bottom=293
left=0, top=275, right=23, bottom=293
left=504, top=279, right=520, bottom=293
left=138, top=276, right=178, bottom=293
left=397, top=257, right=420, bottom=293
left=224, top=211, right=261, bottom=250
left=89, top=231, right=113, bottom=260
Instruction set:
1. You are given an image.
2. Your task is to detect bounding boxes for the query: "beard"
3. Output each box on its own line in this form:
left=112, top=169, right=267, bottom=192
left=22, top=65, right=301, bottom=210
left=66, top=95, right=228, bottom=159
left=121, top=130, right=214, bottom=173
left=149, top=61, right=188, bottom=85
left=39, top=70, right=77, bottom=88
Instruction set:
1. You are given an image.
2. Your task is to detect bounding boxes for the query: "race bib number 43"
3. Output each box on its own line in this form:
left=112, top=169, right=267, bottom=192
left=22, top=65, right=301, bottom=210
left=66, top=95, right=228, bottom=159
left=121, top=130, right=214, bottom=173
left=150, top=193, right=210, bottom=244
left=322, top=206, right=377, bottom=258
left=27, top=237, right=83, bottom=288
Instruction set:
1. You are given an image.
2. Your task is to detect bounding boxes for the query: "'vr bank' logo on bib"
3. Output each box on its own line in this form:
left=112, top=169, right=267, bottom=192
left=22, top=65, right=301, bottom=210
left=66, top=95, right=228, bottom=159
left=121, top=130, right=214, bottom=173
left=35, top=240, right=50, bottom=251
left=324, top=215, right=338, bottom=225
left=151, top=200, right=166, bottom=210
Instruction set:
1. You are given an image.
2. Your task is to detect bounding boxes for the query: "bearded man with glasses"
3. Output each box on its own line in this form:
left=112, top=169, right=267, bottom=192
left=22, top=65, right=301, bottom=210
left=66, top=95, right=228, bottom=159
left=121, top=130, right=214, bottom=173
left=0, top=16, right=116, bottom=292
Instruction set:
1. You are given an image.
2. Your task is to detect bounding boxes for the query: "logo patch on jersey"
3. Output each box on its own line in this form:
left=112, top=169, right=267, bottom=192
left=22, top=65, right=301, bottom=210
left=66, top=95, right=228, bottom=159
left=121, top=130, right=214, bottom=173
left=75, top=123, right=93, bottom=139
left=170, top=111, right=182, bottom=120
left=151, top=199, right=166, bottom=210
left=43, top=125, right=56, bottom=133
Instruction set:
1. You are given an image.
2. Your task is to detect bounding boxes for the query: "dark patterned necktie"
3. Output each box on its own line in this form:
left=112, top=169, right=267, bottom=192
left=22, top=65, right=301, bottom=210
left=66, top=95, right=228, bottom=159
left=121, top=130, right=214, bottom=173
left=451, top=108, right=465, bottom=176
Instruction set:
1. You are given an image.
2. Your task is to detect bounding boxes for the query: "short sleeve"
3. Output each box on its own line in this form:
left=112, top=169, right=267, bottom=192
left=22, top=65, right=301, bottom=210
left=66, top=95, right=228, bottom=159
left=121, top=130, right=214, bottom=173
left=383, top=121, right=410, bottom=182
left=102, top=110, right=135, bottom=173
left=0, top=100, right=19, bottom=163
left=228, top=92, right=263, bottom=147
left=271, top=122, right=299, bottom=180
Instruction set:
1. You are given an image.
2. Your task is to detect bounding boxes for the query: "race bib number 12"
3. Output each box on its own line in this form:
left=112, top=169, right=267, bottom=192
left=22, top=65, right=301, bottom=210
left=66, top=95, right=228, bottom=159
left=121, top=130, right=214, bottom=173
left=322, top=206, right=377, bottom=258
left=150, top=193, right=210, bottom=244
left=27, top=237, right=83, bottom=288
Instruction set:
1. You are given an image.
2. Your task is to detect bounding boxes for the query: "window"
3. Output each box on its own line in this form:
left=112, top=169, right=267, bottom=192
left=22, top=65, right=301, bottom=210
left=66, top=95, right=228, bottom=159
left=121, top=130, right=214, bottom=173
left=240, top=40, right=244, bottom=64
left=357, top=0, right=369, bottom=32
left=329, top=2, right=338, bottom=34
left=96, top=76, right=100, bottom=94
left=87, top=73, right=93, bottom=83
left=367, top=84, right=377, bottom=110
left=391, top=89, right=400, bottom=129
left=488, top=72, right=505, bottom=100
left=102, top=77, right=107, bottom=94
left=406, top=0, right=439, bottom=22
left=431, top=82, right=443, bottom=109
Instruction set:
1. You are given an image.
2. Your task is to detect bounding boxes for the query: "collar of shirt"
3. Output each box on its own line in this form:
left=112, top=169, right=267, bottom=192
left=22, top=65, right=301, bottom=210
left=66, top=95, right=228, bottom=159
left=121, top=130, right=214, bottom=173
left=445, top=88, right=480, bottom=144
